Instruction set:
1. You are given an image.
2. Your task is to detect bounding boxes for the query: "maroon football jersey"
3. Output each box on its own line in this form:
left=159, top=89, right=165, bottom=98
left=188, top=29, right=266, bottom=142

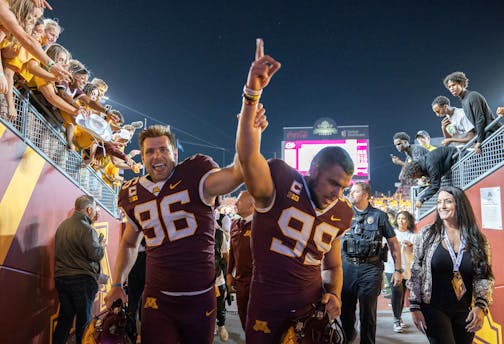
left=119, top=154, right=219, bottom=292
left=251, top=159, right=353, bottom=301
left=228, top=218, right=253, bottom=284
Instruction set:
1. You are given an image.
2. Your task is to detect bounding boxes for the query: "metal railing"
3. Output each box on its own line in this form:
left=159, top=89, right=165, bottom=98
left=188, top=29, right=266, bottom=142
left=0, top=89, right=119, bottom=217
left=412, top=117, right=504, bottom=220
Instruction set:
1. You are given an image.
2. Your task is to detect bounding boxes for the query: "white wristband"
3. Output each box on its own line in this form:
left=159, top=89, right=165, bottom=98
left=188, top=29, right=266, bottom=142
left=243, top=85, right=262, bottom=97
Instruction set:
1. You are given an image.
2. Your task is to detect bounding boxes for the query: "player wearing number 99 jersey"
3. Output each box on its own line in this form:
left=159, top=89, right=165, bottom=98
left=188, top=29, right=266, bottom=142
left=236, top=38, right=354, bottom=343
left=245, top=159, right=354, bottom=342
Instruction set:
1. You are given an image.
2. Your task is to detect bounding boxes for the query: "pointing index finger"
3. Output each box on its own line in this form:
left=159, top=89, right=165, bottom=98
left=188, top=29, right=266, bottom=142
left=256, top=38, right=264, bottom=60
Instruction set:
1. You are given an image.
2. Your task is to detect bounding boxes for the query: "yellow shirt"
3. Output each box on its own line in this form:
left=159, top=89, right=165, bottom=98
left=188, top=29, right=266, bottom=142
left=102, top=160, right=120, bottom=187
left=0, top=38, right=12, bottom=50
left=29, top=74, right=50, bottom=89
left=73, top=126, right=95, bottom=150
left=3, top=45, right=39, bottom=82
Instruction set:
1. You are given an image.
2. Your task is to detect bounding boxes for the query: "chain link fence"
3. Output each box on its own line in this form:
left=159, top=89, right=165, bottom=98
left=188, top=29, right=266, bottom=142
left=0, top=89, right=119, bottom=217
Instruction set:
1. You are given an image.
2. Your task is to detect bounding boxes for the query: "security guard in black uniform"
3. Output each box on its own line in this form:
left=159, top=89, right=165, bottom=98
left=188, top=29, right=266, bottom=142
left=340, top=182, right=403, bottom=344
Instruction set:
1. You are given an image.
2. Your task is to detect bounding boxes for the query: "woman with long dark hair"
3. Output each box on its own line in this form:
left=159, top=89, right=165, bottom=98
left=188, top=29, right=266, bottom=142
left=407, top=186, right=494, bottom=343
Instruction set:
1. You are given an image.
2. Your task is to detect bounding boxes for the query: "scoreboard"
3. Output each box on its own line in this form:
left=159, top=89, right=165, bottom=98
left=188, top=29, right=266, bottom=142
left=283, top=139, right=369, bottom=178
left=282, top=119, right=369, bottom=181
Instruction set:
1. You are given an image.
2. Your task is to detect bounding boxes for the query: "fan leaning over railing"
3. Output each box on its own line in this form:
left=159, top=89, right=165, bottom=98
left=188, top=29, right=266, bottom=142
left=412, top=116, right=504, bottom=220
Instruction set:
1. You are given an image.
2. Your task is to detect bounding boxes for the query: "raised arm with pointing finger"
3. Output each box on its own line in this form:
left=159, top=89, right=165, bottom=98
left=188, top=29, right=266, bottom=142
left=236, top=38, right=281, bottom=208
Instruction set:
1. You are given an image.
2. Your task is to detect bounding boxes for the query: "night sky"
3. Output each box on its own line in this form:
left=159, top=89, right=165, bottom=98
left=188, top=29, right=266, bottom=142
left=51, top=0, right=504, bottom=193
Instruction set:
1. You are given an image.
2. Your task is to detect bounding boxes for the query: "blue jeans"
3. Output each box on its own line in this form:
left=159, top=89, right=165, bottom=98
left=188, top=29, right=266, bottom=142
left=53, top=275, right=98, bottom=344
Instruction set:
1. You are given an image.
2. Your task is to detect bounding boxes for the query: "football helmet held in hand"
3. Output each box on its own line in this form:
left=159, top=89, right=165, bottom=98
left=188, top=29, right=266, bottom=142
left=279, top=302, right=345, bottom=344
left=82, top=299, right=137, bottom=344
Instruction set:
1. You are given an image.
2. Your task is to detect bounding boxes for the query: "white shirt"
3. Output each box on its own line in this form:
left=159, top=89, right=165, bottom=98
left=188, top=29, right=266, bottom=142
left=384, top=229, right=417, bottom=280
left=446, top=107, right=474, bottom=147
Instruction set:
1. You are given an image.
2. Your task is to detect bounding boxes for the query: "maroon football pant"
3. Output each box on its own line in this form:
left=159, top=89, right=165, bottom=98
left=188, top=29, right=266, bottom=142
left=245, top=281, right=323, bottom=344
left=245, top=298, right=290, bottom=343
left=141, top=287, right=216, bottom=343
left=234, top=280, right=251, bottom=330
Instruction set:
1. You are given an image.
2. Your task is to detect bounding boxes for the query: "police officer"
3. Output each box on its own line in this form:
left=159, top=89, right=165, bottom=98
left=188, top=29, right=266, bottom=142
left=340, top=182, right=403, bottom=344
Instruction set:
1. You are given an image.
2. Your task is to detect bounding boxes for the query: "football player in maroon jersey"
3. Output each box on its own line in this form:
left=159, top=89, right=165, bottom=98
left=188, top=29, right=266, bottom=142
left=236, top=39, right=355, bottom=343
left=103, top=123, right=265, bottom=343
left=226, top=190, right=255, bottom=330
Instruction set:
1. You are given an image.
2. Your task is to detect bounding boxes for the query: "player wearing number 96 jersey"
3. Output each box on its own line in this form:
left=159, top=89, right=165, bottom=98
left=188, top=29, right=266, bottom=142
left=118, top=153, right=218, bottom=293
left=118, top=154, right=219, bottom=343
left=105, top=125, right=244, bottom=344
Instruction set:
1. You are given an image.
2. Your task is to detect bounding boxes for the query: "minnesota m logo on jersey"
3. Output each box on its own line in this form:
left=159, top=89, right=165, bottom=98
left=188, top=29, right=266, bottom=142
left=144, top=297, right=159, bottom=310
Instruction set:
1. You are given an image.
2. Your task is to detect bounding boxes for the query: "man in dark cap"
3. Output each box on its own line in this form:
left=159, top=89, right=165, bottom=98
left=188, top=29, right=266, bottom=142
left=415, top=130, right=436, bottom=151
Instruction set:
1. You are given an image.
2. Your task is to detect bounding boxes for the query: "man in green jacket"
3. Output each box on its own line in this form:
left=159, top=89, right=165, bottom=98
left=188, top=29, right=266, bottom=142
left=53, top=195, right=105, bottom=344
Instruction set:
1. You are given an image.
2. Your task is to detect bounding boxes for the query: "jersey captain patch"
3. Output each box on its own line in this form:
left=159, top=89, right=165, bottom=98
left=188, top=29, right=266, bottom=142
left=290, top=180, right=303, bottom=195
left=128, top=185, right=138, bottom=202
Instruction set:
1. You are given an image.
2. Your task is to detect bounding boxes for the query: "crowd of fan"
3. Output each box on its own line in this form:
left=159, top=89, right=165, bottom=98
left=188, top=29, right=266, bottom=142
left=389, top=71, right=504, bottom=208
left=0, top=0, right=142, bottom=189
left=371, top=194, right=411, bottom=214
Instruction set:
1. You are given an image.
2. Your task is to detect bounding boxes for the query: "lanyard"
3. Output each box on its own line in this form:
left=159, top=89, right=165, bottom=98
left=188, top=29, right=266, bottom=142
left=442, top=227, right=465, bottom=272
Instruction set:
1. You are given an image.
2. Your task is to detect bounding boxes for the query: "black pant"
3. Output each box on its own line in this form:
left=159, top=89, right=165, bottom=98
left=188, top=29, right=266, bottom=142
left=421, top=303, right=475, bottom=344
left=128, top=251, right=146, bottom=320
left=216, top=284, right=226, bottom=326
left=53, top=275, right=98, bottom=344
left=386, top=273, right=407, bottom=320
left=341, top=260, right=383, bottom=344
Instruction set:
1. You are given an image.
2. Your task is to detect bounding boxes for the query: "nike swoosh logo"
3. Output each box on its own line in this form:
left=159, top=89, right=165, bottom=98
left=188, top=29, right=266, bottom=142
left=169, top=180, right=182, bottom=190
left=205, top=308, right=216, bottom=317
left=330, top=216, right=341, bottom=222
